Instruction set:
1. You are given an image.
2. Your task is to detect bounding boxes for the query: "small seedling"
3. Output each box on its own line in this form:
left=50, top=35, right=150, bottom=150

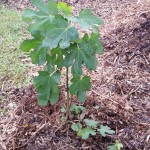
left=71, top=119, right=115, bottom=139
left=70, top=104, right=86, bottom=114
left=107, top=140, right=123, bottom=150
left=97, top=125, right=115, bottom=137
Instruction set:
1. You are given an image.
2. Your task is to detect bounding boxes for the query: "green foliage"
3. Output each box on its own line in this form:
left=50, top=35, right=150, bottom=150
left=61, top=104, right=86, bottom=114
left=42, top=15, right=79, bottom=49
left=70, top=76, right=91, bottom=102
left=34, top=70, right=60, bottom=105
left=21, top=31, right=47, bottom=65
left=71, top=119, right=115, bottom=140
left=77, top=127, right=96, bottom=139
left=98, top=125, right=115, bottom=137
left=71, top=123, right=82, bottom=131
left=65, top=33, right=102, bottom=75
left=71, top=123, right=96, bottom=139
left=22, top=0, right=58, bottom=29
left=83, top=119, right=99, bottom=128
left=107, top=140, right=123, bottom=150
left=70, top=9, right=103, bottom=33
left=57, top=2, right=72, bottom=18
left=21, top=0, right=103, bottom=106
left=70, top=104, right=86, bottom=114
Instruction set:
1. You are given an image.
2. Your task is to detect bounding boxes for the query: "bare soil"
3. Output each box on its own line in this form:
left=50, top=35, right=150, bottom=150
left=0, top=0, right=150, bottom=150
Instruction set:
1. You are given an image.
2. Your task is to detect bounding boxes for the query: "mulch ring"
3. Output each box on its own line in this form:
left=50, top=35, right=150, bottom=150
left=0, top=82, right=149, bottom=150
left=0, top=86, right=122, bottom=150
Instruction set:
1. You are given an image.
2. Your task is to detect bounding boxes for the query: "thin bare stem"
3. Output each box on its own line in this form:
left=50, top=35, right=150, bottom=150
left=66, top=67, right=71, bottom=120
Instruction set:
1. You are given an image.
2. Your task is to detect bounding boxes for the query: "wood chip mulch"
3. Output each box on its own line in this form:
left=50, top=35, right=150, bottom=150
left=0, top=0, right=150, bottom=150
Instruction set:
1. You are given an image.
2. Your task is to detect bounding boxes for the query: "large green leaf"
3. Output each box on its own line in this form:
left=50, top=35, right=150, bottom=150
left=22, top=0, right=58, bottom=31
left=98, top=125, right=115, bottom=137
left=20, top=31, right=47, bottom=66
left=21, top=31, right=43, bottom=52
left=30, top=48, right=47, bottom=66
left=65, top=33, right=101, bottom=75
left=70, top=76, right=91, bottom=102
left=34, top=70, right=60, bottom=106
left=22, top=8, right=37, bottom=22
left=43, top=15, right=79, bottom=49
left=70, top=9, right=103, bottom=32
left=57, top=2, right=72, bottom=18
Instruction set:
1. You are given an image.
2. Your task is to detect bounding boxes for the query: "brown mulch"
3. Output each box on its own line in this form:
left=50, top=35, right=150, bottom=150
left=0, top=0, right=150, bottom=150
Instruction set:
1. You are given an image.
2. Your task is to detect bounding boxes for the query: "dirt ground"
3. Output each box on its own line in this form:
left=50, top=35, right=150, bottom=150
left=0, top=0, right=150, bottom=150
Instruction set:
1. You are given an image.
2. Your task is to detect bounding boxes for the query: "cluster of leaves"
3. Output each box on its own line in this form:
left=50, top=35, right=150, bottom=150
left=61, top=104, right=115, bottom=140
left=61, top=104, right=86, bottom=121
left=71, top=119, right=115, bottom=139
left=61, top=104, right=86, bottom=114
left=61, top=104, right=121, bottom=149
left=21, top=0, right=103, bottom=106
left=107, top=140, right=123, bottom=150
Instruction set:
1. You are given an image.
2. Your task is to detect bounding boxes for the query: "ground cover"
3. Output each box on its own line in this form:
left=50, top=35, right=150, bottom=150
left=0, top=0, right=150, bottom=149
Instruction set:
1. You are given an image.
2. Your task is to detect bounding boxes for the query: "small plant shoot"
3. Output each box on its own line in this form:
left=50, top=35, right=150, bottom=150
left=21, top=0, right=103, bottom=119
left=107, top=140, right=123, bottom=150
left=71, top=119, right=115, bottom=139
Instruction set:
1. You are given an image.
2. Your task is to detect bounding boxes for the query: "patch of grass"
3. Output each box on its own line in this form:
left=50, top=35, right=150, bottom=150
left=0, top=6, right=32, bottom=90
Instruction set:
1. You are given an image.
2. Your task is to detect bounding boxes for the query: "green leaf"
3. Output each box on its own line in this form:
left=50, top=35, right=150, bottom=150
left=34, top=70, right=60, bottom=106
left=30, top=48, right=47, bottom=66
left=47, top=48, right=66, bottom=68
left=70, top=76, right=91, bottom=102
left=31, top=0, right=58, bottom=15
left=22, top=8, right=37, bottom=22
left=83, top=119, right=99, bottom=128
left=77, top=127, right=96, bottom=139
left=21, top=31, right=43, bottom=52
left=43, top=15, right=79, bottom=49
left=57, top=2, right=72, bottom=18
left=20, top=31, right=47, bottom=66
left=70, top=104, right=86, bottom=114
left=65, top=33, right=101, bottom=75
left=71, top=123, right=82, bottom=132
left=98, top=125, right=115, bottom=137
left=115, top=141, right=123, bottom=150
left=90, top=33, right=103, bottom=54
left=70, top=9, right=103, bottom=32
left=23, top=0, right=58, bottom=31
left=107, top=145, right=118, bottom=150
left=61, top=106, right=66, bottom=113
left=107, top=141, right=123, bottom=150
